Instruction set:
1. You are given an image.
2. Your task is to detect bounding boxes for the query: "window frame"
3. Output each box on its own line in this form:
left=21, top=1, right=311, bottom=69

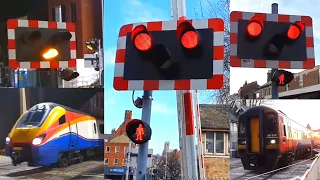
left=115, top=146, right=120, bottom=153
left=114, top=158, right=118, bottom=165
left=205, top=132, right=227, bottom=155
left=104, top=158, right=109, bottom=165
left=105, top=146, right=110, bottom=153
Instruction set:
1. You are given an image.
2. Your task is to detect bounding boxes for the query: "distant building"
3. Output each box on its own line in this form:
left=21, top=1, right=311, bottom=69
left=104, top=110, right=153, bottom=180
left=199, top=104, right=232, bottom=179
left=254, top=66, right=320, bottom=99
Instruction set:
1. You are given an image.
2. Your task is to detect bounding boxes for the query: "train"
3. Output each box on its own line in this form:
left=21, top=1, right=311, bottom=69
left=5, top=102, right=107, bottom=167
left=237, top=105, right=317, bottom=171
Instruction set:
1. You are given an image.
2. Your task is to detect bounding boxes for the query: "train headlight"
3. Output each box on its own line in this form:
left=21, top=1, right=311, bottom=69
left=270, top=139, right=276, bottom=144
left=32, top=134, right=46, bottom=145
left=5, top=137, right=10, bottom=145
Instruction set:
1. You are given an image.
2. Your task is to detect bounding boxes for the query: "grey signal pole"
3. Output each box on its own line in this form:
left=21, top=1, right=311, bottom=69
left=271, top=3, right=279, bottom=99
left=135, top=91, right=153, bottom=180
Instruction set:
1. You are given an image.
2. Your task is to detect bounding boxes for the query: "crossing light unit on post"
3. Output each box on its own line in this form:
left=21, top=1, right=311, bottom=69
left=58, top=68, right=79, bottom=81
left=125, top=119, right=152, bottom=144
left=271, top=69, right=294, bottom=86
left=85, top=39, right=99, bottom=53
left=114, top=18, right=225, bottom=91
left=230, top=11, right=315, bottom=69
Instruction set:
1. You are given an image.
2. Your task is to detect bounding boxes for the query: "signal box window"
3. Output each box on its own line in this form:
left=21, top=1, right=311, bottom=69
left=99, top=124, right=104, bottom=134
left=115, top=146, right=120, bottom=153
left=104, top=158, right=109, bottom=165
left=205, top=132, right=226, bottom=154
left=59, top=115, right=66, bottom=125
left=105, top=146, right=110, bottom=153
left=114, top=158, right=118, bottom=166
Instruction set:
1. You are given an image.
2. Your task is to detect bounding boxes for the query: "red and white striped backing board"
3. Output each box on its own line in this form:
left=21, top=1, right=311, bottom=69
left=230, top=11, right=315, bottom=69
left=7, top=19, right=77, bottom=70
left=113, top=18, right=225, bottom=91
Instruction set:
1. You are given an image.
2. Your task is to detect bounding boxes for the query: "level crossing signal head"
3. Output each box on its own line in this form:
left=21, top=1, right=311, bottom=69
left=125, top=119, right=152, bottom=144
left=114, top=18, right=225, bottom=91
left=58, top=68, right=79, bottom=81
left=271, top=69, right=294, bottom=86
left=230, top=11, right=315, bottom=69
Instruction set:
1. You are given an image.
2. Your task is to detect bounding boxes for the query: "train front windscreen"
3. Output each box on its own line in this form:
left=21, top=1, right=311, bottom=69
left=264, top=113, right=278, bottom=142
left=16, top=104, right=51, bottom=128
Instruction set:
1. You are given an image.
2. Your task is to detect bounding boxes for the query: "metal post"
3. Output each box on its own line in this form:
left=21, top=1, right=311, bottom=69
left=101, top=0, right=104, bottom=86
left=54, top=6, right=63, bottom=88
left=194, top=90, right=205, bottom=179
left=135, top=91, right=153, bottom=180
left=172, top=0, right=198, bottom=179
left=271, top=3, right=279, bottom=99
left=125, top=140, right=132, bottom=180
left=98, top=39, right=103, bottom=86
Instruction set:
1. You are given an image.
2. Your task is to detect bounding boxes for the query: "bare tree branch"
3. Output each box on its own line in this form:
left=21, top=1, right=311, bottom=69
left=196, top=0, right=231, bottom=105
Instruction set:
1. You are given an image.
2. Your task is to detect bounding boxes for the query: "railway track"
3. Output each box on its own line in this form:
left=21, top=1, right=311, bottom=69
left=0, top=160, right=103, bottom=180
left=230, top=155, right=316, bottom=180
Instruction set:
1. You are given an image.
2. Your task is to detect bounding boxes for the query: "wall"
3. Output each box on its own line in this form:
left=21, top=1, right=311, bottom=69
left=204, top=157, right=230, bottom=179
left=0, top=89, right=20, bottom=149
left=48, top=0, right=103, bottom=59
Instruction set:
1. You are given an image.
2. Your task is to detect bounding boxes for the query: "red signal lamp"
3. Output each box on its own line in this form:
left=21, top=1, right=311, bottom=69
left=287, top=21, right=305, bottom=40
left=177, top=21, right=199, bottom=49
left=246, top=16, right=264, bottom=37
left=131, top=25, right=153, bottom=52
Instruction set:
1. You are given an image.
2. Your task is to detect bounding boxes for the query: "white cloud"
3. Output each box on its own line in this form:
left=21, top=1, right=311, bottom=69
left=152, top=101, right=176, bottom=115
left=261, top=100, right=320, bottom=129
left=121, top=0, right=168, bottom=24
left=230, top=0, right=320, bottom=94
left=104, top=47, right=116, bottom=66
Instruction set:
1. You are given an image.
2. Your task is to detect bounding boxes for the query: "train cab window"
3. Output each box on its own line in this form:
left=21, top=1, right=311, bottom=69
left=264, top=113, right=278, bottom=136
left=16, top=105, right=50, bottom=127
left=283, top=125, right=287, bottom=136
left=99, top=124, right=104, bottom=134
left=238, top=121, right=246, bottom=136
left=93, top=123, right=97, bottom=134
left=59, top=115, right=66, bottom=125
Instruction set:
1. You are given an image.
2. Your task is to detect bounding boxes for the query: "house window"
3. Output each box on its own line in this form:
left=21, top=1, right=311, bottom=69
left=105, top=146, right=110, bottom=153
left=51, top=5, right=66, bottom=22
left=104, top=158, right=109, bottom=165
left=205, top=132, right=226, bottom=154
left=71, top=3, right=77, bottom=22
left=122, top=159, right=126, bottom=166
left=114, top=158, right=118, bottom=165
left=115, top=146, right=120, bottom=153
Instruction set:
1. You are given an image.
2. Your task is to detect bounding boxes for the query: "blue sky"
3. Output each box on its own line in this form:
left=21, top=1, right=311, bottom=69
left=104, top=0, right=227, bottom=154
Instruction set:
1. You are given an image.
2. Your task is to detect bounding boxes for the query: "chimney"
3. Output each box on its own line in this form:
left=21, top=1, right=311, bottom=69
left=267, top=70, right=272, bottom=82
left=124, top=110, right=132, bottom=122
left=111, top=128, right=116, bottom=135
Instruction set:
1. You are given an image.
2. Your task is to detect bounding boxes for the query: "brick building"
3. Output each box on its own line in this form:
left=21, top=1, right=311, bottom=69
left=255, top=66, right=320, bottom=99
left=48, top=0, right=103, bottom=58
left=199, top=104, right=231, bottom=179
left=104, top=110, right=136, bottom=180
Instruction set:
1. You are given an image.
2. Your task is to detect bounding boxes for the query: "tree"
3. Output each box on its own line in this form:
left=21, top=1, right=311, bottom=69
left=195, top=0, right=231, bottom=105
left=154, top=149, right=181, bottom=180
